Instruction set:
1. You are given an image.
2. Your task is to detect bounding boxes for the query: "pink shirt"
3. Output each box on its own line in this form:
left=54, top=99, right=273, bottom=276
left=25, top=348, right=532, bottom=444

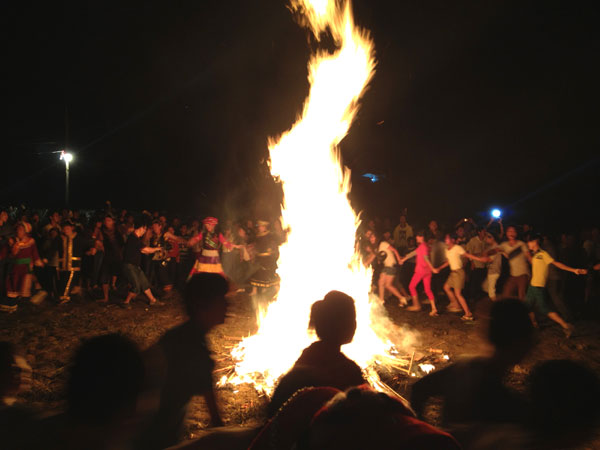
left=415, top=242, right=431, bottom=274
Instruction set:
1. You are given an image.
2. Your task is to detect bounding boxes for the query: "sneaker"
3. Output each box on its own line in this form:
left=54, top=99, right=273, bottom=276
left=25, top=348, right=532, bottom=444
left=0, top=303, right=17, bottom=313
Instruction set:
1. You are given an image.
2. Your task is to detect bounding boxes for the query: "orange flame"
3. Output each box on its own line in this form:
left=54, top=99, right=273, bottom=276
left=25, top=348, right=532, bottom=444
left=221, top=0, right=417, bottom=394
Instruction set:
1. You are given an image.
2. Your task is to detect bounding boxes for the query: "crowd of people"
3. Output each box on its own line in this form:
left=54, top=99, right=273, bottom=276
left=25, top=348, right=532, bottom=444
left=1, top=204, right=600, bottom=448
left=1, top=275, right=599, bottom=449
left=358, top=214, right=600, bottom=336
left=0, top=206, right=282, bottom=312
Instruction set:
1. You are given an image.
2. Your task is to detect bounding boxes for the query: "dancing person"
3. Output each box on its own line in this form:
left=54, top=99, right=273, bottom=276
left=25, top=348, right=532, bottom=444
left=97, top=214, right=124, bottom=303
left=373, top=232, right=408, bottom=305
left=57, top=221, right=94, bottom=303
left=121, top=218, right=161, bottom=306
left=268, top=290, right=366, bottom=417
left=399, top=230, right=438, bottom=315
left=482, top=232, right=502, bottom=301
left=525, top=235, right=586, bottom=337
left=499, top=226, right=531, bottom=300
left=249, top=220, right=280, bottom=302
left=187, top=217, right=236, bottom=278
left=466, top=226, right=489, bottom=301
left=5, top=223, right=42, bottom=308
left=136, top=273, right=229, bottom=449
left=433, top=233, right=490, bottom=320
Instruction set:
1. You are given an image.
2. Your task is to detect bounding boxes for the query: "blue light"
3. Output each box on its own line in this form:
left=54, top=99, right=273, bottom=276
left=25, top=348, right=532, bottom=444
left=491, top=208, right=502, bottom=219
left=362, top=173, right=381, bottom=183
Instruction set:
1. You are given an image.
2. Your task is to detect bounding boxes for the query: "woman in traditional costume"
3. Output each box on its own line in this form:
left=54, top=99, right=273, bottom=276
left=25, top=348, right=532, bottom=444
left=6, top=223, right=43, bottom=300
left=187, top=217, right=235, bottom=278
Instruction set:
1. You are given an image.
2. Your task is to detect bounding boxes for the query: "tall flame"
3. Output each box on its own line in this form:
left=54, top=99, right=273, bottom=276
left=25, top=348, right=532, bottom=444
left=223, top=0, right=415, bottom=394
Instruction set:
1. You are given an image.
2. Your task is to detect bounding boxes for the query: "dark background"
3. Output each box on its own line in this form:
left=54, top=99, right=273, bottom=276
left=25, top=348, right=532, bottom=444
left=4, top=0, right=599, bottom=228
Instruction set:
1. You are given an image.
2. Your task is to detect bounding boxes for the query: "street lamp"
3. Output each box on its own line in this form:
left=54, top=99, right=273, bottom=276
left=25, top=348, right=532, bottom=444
left=60, top=150, right=74, bottom=206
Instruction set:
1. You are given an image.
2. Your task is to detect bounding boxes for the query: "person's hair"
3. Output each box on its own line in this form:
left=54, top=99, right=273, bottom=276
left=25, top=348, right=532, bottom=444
left=415, top=229, right=426, bottom=237
left=527, top=234, right=542, bottom=244
left=133, top=216, right=149, bottom=230
left=488, top=298, right=533, bottom=350
left=445, top=233, right=457, bottom=241
left=67, top=334, right=144, bottom=424
left=309, top=291, right=356, bottom=345
left=485, top=232, right=499, bottom=242
left=306, top=386, right=425, bottom=449
left=184, top=273, right=229, bottom=317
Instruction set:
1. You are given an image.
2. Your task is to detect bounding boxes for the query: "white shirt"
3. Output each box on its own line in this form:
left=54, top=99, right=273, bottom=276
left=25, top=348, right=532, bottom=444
left=379, top=241, right=396, bottom=267
left=446, top=245, right=466, bottom=271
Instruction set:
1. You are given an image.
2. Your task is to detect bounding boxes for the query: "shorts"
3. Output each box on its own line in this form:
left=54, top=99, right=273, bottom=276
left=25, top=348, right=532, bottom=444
left=525, top=285, right=552, bottom=316
left=123, top=263, right=151, bottom=295
left=446, top=269, right=465, bottom=291
left=381, top=266, right=397, bottom=276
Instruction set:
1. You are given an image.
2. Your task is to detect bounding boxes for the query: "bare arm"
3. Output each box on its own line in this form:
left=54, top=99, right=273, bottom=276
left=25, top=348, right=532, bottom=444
left=391, top=247, right=403, bottom=264
left=141, top=247, right=159, bottom=254
left=465, top=252, right=491, bottom=263
left=433, top=261, right=449, bottom=273
left=551, top=261, right=587, bottom=275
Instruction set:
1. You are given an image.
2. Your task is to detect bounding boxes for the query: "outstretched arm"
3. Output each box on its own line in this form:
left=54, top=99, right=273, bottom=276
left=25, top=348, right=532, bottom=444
left=551, top=261, right=587, bottom=275
left=465, top=252, right=491, bottom=263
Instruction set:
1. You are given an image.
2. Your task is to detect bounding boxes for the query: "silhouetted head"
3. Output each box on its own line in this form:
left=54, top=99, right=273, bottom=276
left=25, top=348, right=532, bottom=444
left=309, top=291, right=356, bottom=346
left=307, top=385, right=457, bottom=450
left=528, top=359, right=600, bottom=447
left=488, top=298, right=534, bottom=364
left=184, top=273, right=229, bottom=328
left=67, top=334, right=144, bottom=425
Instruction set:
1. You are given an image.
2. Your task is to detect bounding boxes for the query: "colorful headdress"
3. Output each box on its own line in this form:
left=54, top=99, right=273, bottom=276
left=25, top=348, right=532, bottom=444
left=203, top=217, right=219, bottom=226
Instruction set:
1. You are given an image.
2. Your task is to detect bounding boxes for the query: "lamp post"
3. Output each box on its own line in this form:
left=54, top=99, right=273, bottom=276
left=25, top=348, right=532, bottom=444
left=60, top=150, right=73, bottom=206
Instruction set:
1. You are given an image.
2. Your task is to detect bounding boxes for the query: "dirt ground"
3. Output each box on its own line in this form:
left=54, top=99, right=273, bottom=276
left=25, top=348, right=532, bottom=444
left=2, top=289, right=600, bottom=446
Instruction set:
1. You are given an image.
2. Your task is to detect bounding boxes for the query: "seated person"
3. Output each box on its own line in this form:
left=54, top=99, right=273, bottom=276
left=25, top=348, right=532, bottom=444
left=20, top=334, right=145, bottom=450
left=0, top=341, right=34, bottom=446
left=251, top=385, right=460, bottom=450
left=410, top=298, right=533, bottom=428
left=268, top=290, right=366, bottom=417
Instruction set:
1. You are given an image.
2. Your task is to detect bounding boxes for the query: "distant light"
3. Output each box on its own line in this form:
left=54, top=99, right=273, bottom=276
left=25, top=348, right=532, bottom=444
left=491, top=208, right=501, bottom=219
left=60, top=151, right=73, bottom=163
left=362, top=173, right=382, bottom=183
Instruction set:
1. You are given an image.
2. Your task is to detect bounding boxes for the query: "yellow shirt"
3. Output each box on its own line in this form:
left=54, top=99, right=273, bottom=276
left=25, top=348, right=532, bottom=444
left=530, top=249, right=554, bottom=287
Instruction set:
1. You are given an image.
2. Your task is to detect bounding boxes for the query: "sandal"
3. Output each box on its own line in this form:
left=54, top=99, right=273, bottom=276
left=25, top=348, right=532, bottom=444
left=461, top=315, right=474, bottom=321
left=447, top=306, right=463, bottom=313
left=429, top=310, right=439, bottom=317
left=406, top=306, right=422, bottom=312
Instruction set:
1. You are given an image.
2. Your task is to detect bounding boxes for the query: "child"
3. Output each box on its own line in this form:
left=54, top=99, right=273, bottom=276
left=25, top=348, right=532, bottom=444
left=268, top=291, right=366, bottom=417
left=433, top=234, right=490, bottom=320
left=374, top=232, right=408, bottom=306
left=399, top=230, right=438, bottom=316
left=525, top=235, right=586, bottom=337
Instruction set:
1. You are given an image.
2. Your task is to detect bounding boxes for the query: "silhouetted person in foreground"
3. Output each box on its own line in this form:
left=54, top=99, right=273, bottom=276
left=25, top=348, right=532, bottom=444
left=0, top=341, right=34, bottom=447
left=268, top=290, right=366, bottom=417
left=136, top=273, right=228, bottom=450
left=411, top=299, right=533, bottom=430
left=22, top=334, right=145, bottom=450
left=251, top=385, right=460, bottom=450
left=525, top=359, right=600, bottom=449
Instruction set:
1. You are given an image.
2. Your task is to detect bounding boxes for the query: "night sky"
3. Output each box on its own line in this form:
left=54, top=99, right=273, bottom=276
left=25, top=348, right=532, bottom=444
left=5, top=0, right=599, bottom=228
